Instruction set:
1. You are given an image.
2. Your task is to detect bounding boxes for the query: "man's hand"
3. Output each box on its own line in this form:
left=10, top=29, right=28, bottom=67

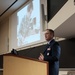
left=38, top=53, right=44, bottom=61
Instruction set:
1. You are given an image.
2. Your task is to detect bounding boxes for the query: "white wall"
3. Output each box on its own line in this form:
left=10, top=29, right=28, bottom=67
left=48, top=0, right=75, bottom=30
left=59, top=71, right=68, bottom=75
left=0, top=18, right=9, bottom=55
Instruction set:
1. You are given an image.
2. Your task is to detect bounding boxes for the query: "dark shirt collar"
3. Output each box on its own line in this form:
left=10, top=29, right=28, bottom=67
left=47, top=39, right=53, bottom=45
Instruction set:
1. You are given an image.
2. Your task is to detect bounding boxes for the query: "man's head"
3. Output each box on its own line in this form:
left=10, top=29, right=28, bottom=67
left=45, top=29, right=54, bottom=41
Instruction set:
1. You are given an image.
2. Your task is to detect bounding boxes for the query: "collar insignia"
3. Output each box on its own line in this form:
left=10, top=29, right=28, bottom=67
left=47, top=48, right=51, bottom=51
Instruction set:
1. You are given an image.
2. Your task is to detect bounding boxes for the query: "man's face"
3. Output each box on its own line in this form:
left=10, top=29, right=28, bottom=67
left=45, top=30, right=53, bottom=41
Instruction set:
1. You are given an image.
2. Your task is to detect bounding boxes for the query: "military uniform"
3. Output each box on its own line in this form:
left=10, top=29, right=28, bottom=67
left=43, top=39, right=61, bottom=75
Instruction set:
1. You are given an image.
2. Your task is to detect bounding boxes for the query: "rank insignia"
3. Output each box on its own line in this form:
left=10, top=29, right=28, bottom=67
left=47, top=48, right=51, bottom=51
left=47, top=53, right=49, bottom=55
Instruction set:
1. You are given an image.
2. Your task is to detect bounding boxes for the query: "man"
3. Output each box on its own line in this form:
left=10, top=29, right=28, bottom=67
left=39, top=29, right=61, bottom=75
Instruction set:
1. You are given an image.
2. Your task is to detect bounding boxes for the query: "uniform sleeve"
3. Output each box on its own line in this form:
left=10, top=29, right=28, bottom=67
left=44, top=43, right=61, bottom=62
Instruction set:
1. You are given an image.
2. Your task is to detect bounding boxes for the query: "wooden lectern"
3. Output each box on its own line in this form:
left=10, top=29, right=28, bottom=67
left=3, top=54, right=49, bottom=75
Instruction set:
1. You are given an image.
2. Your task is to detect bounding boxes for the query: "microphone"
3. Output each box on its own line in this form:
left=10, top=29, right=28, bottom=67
left=11, top=49, right=18, bottom=55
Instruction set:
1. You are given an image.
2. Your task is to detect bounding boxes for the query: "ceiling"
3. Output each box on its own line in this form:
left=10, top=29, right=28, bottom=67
left=55, top=13, right=75, bottom=39
left=0, top=0, right=29, bottom=23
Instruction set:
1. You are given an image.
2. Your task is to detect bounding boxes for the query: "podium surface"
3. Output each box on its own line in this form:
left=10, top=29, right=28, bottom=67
left=3, top=54, right=49, bottom=75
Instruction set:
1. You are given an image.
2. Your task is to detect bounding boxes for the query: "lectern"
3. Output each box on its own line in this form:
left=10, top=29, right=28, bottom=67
left=3, top=54, right=49, bottom=75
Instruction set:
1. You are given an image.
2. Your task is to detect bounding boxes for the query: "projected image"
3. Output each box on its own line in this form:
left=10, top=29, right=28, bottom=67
left=17, top=0, right=41, bottom=46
